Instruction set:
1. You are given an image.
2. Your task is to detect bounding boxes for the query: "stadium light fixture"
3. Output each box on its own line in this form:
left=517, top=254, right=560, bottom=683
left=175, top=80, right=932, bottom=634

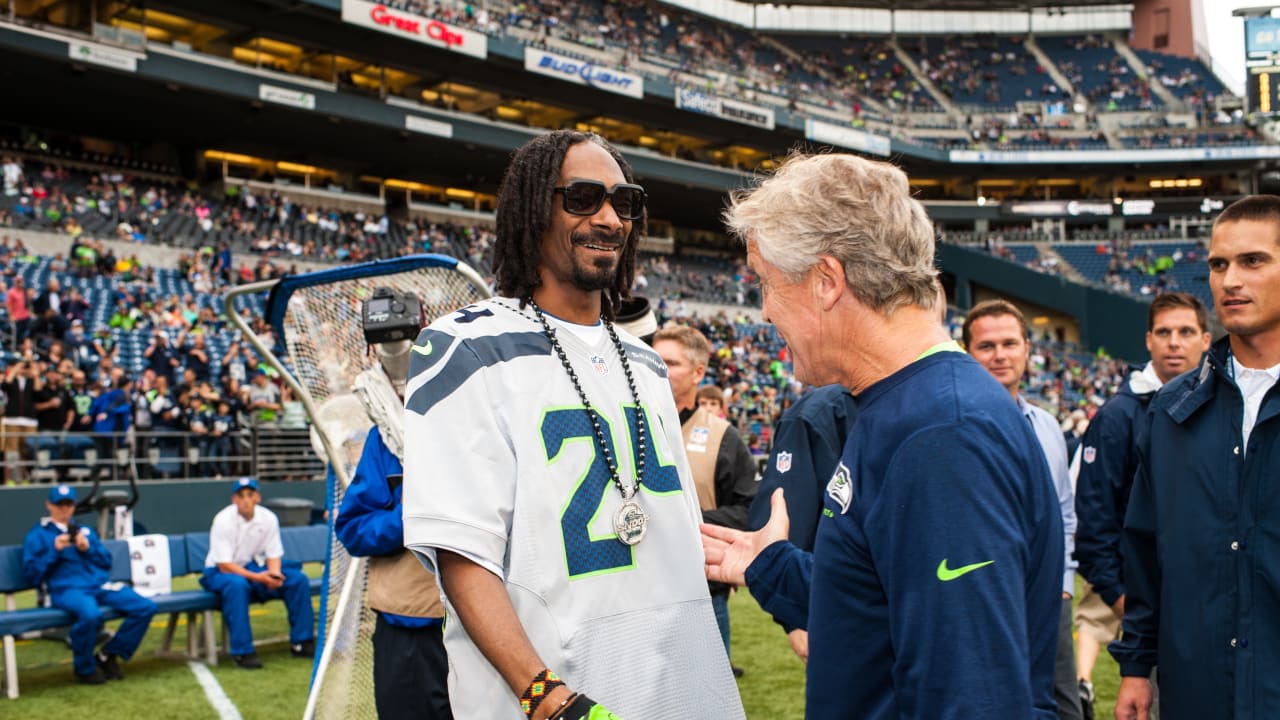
left=277, top=161, right=321, bottom=175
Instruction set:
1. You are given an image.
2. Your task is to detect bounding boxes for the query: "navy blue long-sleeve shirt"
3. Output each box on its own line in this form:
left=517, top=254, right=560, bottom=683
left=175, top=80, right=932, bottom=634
left=745, top=351, right=1062, bottom=720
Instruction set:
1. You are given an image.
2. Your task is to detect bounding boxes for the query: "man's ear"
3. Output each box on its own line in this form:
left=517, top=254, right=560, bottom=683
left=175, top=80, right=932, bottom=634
left=812, top=255, right=846, bottom=312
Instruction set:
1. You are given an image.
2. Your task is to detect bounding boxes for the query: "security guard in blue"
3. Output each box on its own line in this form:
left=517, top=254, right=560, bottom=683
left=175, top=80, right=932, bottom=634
left=21, top=484, right=157, bottom=684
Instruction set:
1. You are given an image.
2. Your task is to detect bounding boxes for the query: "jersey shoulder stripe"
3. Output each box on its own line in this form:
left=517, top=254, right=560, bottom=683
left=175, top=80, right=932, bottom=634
left=620, top=340, right=667, bottom=380
left=406, top=329, right=550, bottom=416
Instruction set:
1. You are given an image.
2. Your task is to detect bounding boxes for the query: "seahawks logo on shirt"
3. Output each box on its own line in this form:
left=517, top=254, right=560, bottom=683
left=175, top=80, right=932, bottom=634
left=827, top=462, right=853, bottom=514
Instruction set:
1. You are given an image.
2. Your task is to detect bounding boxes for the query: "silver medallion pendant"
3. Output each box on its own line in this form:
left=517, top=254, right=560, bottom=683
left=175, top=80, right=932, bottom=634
left=613, top=500, right=648, bottom=546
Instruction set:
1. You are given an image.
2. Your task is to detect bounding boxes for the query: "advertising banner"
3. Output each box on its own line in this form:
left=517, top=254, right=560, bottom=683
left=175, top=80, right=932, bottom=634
left=342, top=0, right=487, bottom=59
left=68, top=40, right=141, bottom=72
left=523, top=48, right=644, bottom=99
left=805, top=118, right=891, bottom=157
left=675, top=87, right=775, bottom=130
left=259, top=83, right=317, bottom=110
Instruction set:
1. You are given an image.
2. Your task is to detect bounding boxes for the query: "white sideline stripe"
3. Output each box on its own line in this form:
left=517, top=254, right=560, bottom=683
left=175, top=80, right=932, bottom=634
left=188, top=661, right=244, bottom=720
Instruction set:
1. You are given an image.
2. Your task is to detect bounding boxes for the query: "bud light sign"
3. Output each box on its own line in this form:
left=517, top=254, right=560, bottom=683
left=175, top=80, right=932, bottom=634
left=524, top=48, right=644, bottom=99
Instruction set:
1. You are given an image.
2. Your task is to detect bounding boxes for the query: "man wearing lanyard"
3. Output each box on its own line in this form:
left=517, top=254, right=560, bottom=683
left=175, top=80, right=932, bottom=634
left=1113, top=195, right=1280, bottom=720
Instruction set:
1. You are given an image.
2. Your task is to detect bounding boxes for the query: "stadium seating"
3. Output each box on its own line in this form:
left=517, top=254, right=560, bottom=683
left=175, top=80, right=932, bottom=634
left=1134, top=49, right=1226, bottom=106
left=907, top=35, right=1058, bottom=111
left=771, top=34, right=939, bottom=111
left=1037, top=34, right=1157, bottom=110
left=0, top=523, right=327, bottom=697
left=1118, top=130, right=1258, bottom=149
left=1053, top=240, right=1211, bottom=307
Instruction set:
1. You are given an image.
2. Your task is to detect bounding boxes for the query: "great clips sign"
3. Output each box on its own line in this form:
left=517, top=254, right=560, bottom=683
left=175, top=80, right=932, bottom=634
left=523, top=48, right=644, bottom=99
left=342, top=0, right=487, bottom=59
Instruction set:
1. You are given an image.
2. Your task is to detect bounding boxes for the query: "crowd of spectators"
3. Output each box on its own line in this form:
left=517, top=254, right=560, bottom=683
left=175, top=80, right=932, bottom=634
left=376, top=0, right=1243, bottom=126
left=1050, top=34, right=1159, bottom=111
left=388, top=0, right=931, bottom=116
left=1096, top=238, right=1203, bottom=297
left=914, top=35, right=1063, bottom=109
left=1, top=145, right=1197, bottom=470
left=0, top=227, right=316, bottom=485
left=635, top=253, right=756, bottom=307
left=1121, top=129, right=1260, bottom=149
left=1, top=155, right=499, bottom=279
left=0, top=207, right=1147, bottom=483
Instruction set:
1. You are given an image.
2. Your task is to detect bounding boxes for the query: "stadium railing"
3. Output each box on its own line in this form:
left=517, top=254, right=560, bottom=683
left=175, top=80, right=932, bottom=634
left=1, top=429, right=324, bottom=485
left=0, top=523, right=328, bottom=699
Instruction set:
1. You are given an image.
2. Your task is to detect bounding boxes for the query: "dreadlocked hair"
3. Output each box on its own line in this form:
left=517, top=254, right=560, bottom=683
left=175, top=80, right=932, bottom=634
left=493, top=130, right=644, bottom=321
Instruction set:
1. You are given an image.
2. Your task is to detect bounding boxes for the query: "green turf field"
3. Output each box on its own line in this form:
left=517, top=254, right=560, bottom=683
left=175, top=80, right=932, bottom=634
left=3, top=572, right=1121, bottom=718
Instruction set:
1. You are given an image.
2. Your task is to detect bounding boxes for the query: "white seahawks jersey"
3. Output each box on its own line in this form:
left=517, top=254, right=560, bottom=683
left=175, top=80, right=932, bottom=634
left=403, top=297, right=744, bottom=720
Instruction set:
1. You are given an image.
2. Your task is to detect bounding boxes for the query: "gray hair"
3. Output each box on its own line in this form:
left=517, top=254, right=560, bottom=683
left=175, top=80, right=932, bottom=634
left=724, top=153, right=938, bottom=315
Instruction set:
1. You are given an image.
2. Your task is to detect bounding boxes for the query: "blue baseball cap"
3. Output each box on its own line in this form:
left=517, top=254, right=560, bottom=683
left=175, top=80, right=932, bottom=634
left=232, top=477, right=259, bottom=493
left=48, top=485, right=77, bottom=504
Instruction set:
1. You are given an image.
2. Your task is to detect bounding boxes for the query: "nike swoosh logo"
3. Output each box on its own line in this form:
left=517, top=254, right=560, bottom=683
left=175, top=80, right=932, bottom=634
left=411, top=340, right=433, bottom=356
left=936, top=558, right=995, bottom=581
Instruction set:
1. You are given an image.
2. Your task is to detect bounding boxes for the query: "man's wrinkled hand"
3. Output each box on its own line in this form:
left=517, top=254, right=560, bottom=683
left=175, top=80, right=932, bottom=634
left=701, top=488, right=790, bottom=586
left=1114, top=676, right=1152, bottom=720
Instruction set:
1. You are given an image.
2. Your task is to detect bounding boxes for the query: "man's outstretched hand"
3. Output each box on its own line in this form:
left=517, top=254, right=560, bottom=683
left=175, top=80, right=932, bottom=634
left=701, top=488, right=790, bottom=586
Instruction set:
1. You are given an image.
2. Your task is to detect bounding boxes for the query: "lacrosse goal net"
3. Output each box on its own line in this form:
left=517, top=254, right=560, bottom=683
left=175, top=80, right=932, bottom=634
left=224, top=254, right=490, bottom=720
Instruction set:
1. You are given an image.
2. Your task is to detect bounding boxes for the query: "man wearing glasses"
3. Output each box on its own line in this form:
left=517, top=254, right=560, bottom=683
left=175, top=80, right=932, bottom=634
left=403, top=131, right=744, bottom=720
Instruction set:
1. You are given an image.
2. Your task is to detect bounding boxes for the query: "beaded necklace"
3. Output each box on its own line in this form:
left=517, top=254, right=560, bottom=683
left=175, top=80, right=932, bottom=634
left=528, top=298, right=650, bottom=546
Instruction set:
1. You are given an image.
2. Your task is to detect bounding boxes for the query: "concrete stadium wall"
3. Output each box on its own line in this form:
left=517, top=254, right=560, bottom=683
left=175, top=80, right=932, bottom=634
left=0, top=479, right=326, bottom=546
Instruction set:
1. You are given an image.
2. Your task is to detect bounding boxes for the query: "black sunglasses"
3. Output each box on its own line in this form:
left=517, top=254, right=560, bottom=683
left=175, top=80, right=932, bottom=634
left=553, top=180, right=647, bottom=221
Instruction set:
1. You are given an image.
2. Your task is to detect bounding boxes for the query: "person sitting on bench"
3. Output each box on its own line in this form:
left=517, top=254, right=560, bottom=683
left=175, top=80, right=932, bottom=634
left=200, top=477, right=314, bottom=669
left=21, top=484, right=157, bottom=684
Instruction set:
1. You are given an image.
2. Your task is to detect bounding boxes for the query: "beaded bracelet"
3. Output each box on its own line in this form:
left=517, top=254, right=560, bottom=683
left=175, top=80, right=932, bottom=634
left=520, top=669, right=566, bottom=719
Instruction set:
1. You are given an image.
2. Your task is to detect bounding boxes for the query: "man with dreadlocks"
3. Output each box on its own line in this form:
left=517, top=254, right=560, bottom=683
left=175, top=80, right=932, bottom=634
left=402, top=130, right=745, bottom=720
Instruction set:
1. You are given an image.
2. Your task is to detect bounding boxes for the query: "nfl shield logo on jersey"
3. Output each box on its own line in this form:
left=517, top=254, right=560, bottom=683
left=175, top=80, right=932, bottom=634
left=1083, top=446, right=1097, bottom=464
left=776, top=451, right=792, bottom=474
left=590, top=355, right=609, bottom=375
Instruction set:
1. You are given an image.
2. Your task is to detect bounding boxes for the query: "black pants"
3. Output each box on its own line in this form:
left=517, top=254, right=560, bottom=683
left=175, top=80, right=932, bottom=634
left=373, top=613, right=452, bottom=720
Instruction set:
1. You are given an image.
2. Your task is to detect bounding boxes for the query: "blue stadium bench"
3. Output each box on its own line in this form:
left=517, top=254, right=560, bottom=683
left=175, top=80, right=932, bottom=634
left=0, top=524, right=328, bottom=699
